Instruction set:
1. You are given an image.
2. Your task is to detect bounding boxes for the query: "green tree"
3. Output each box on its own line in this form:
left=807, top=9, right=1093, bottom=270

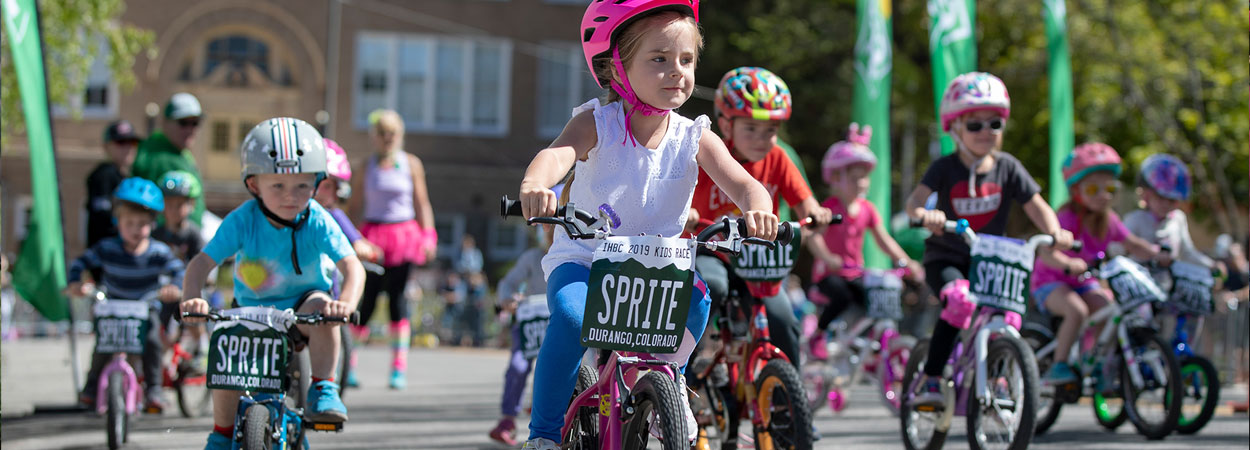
left=0, top=0, right=155, bottom=146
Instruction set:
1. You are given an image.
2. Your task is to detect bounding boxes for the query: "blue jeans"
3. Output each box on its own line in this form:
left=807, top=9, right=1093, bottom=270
left=528, top=263, right=711, bottom=442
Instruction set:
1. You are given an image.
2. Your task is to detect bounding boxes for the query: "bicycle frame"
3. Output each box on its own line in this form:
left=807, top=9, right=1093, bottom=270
left=96, top=354, right=142, bottom=415
left=561, top=351, right=679, bottom=449
left=1033, top=292, right=1162, bottom=395
left=1170, top=315, right=1202, bottom=359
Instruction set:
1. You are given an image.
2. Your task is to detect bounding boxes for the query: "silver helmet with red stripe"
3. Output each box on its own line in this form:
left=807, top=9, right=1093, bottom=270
left=239, top=117, right=327, bottom=181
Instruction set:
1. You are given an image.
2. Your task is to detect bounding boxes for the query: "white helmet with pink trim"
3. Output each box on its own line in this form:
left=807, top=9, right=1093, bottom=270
left=939, top=72, right=1011, bottom=132
left=821, top=123, right=877, bottom=184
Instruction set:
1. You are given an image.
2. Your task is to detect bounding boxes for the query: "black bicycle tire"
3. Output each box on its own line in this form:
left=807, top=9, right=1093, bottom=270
left=622, top=371, right=686, bottom=450
left=1021, top=328, right=1063, bottom=436
left=965, top=337, right=1038, bottom=450
left=1121, top=333, right=1182, bottom=440
left=563, top=364, right=600, bottom=449
left=755, top=359, right=814, bottom=450
left=107, top=371, right=126, bottom=450
left=243, top=403, right=272, bottom=450
left=900, top=339, right=947, bottom=450
left=1176, top=355, right=1219, bottom=434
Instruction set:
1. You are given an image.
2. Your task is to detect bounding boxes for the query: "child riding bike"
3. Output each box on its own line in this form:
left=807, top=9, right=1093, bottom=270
left=179, top=118, right=366, bottom=450
left=687, top=66, right=834, bottom=370
left=903, top=71, right=1075, bottom=408
left=517, top=2, right=780, bottom=448
left=808, top=124, right=924, bottom=358
left=67, top=177, right=185, bottom=413
left=1030, top=142, right=1166, bottom=386
left=1124, top=154, right=1224, bottom=281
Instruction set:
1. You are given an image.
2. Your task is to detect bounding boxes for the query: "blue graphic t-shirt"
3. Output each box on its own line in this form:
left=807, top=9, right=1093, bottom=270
left=204, top=199, right=353, bottom=309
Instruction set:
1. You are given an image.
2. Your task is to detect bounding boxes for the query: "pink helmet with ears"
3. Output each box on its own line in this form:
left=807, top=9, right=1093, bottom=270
left=580, top=0, right=699, bottom=89
left=323, top=138, right=352, bottom=182
left=821, top=124, right=877, bottom=184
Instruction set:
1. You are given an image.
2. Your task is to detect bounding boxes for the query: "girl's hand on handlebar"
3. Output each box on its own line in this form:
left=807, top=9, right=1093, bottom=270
left=918, top=210, right=947, bottom=235
left=742, top=210, right=778, bottom=241
left=905, top=261, right=926, bottom=282
left=519, top=182, right=557, bottom=220
left=809, top=206, right=835, bottom=227
left=180, top=298, right=210, bottom=323
left=1065, top=258, right=1088, bottom=276
left=158, top=285, right=181, bottom=303
left=1052, top=229, right=1076, bottom=251
left=306, top=296, right=353, bottom=321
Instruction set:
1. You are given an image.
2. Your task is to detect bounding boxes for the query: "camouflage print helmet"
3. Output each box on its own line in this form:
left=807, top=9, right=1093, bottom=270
left=239, top=117, right=327, bottom=182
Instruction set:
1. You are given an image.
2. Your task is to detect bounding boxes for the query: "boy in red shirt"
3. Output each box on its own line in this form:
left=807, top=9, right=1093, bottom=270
left=689, top=67, right=833, bottom=368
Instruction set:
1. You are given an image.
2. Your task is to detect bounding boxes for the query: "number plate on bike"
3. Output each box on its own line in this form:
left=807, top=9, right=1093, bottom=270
left=968, top=235, right=1034, bottom=315
left=206, top=307, right=294, bottom=393
left=731, top=232, right=801, bottom=282
left=516, top=294, right=551, bottom=359
left=1168, top=261, right=1214, bottom=315
left=863, top=270, right=904, bottom=320
left=583, top=235, right=695, bottom=354
left=1103, top=256, right=1166, bottom=310
left=93, top=301, right=151, bottom=354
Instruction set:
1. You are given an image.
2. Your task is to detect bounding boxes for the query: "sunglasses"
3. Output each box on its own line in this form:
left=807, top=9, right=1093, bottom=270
left=177, top=118, right=201, bottom=128
left=963, top=118, right=1005, bottom=133
left=1081, top=181, right=1121, bottom=197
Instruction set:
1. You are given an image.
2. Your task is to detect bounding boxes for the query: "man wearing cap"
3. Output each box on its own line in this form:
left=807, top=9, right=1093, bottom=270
left=132, top=92, right=206, bottom=224
left=85, top=120, right=141, bottom=247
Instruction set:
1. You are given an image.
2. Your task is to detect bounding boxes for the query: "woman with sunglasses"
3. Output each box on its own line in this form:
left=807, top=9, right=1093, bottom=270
left=1029, top=142, right=1167, bottom=385
left=904, top=72, right=1076, bottom=407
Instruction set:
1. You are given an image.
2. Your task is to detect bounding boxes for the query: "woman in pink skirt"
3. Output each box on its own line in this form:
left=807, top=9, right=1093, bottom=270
left=349, top=109, right=437, bottom=389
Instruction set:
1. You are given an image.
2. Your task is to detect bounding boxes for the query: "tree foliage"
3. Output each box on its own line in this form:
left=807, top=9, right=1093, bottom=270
left=695, top=0, right=1247, bottom=234
left=0, top=0, right=155, bottom=146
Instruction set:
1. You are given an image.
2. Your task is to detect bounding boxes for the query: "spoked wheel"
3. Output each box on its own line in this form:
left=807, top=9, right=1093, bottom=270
left=1120, top=332, right=1182, bottom=440
left=106, top=371, right=127, bottom=450
left=900, top=339, right=946, bottom=450
left=563, top=365, right=600, bottom=449
left=800, top=360, right=831, bottom=414
left=877, top=335, right=916, bottom=416
left=1176, top=355, right=1219, bottom=434
left=1021, top=329, right=1062, bottom=436
left=691, top=362, right=730, bottom=450
left=175, top=363, right=212, bottom=418
left=242, top=403, right=273, bottom=450
left=621, top=371, right=686, bottom=450
left=965, top=337, right=1037, bottom=450
left=754, top=359, right=813, bottom=450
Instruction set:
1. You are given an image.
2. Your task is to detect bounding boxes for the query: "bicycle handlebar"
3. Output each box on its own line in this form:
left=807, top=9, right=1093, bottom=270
left=909, top=218, right=1083, bottom=252
left=181, top=310, right=360, bottom=326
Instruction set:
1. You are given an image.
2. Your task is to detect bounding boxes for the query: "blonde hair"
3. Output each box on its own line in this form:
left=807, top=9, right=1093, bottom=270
left=592, top=11, right=703, bottom=103
left=368, top=109, right=405, bottom=151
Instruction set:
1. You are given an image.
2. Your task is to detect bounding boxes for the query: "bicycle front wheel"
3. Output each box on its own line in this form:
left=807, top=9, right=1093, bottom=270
left=1176, top=355, right=1219, bottom=434
left=106, top=371, right=126, bottom=450
left=1121, top=332, right=1182, bottom=440
left=175, top=364, right=212, bottom=418
left=242, top=403, right=273, bottom=450
left=900, top=339, right=946, bottom=450
left=755, top=359, right=814, bottom=450
left=965, top=337, right=1038, bottom=450
left=622, top=371, right=686, bottom=450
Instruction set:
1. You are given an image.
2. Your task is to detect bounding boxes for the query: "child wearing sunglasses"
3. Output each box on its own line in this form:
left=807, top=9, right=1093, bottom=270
left=904, top=72, right=1076, bottom=407
left=1029, top=142, right=1166, bottom=385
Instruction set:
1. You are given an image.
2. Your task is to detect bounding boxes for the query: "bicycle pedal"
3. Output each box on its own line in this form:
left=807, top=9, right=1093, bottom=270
left=913, top=403, right=944, bottom=413
left=304, top=420, right=344, bottom=432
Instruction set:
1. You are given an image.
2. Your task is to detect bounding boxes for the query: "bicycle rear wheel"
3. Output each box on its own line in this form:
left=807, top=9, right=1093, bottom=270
left=175, top=364, right=212, bottom=418
left=878, top=335, right=916, bottom=416
left=1021, top=328, right=1062, bottom=436
left=754, top=359, right=813, bottom=450
left=1176, top=355, right=1219, bottom=434
left=622, top=371, right=686, bottom=450
left=965, top=337, right=1037, bottom=450
left=563, top=365, right=600, bottom=449
left=106, top=371, right=126, bottom=450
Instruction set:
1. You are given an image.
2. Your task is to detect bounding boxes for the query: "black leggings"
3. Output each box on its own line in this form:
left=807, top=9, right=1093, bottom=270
left=922, top=262, right=969, bottom=377
left=359, top=262, right=412, bottom=323
left=814, top=275, right=867, bottom=332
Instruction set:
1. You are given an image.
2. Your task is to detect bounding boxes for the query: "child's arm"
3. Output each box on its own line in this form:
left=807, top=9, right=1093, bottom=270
left=407, top=154, right=438, bottom=261
left=519, top=111, right=597, bottom=218
left=793, top=196, right=834, bottom=227
left=179, top=253, right=220, bottom=321
left=334, top=254, right=366, bottom=312
left=1122, top=233, right=1165, bottom=264
left=696, top=130, right=777, bottom=240
left=869, top=219, right=924, bottom=279
left=64, top=247, right=101, bottom=297
left=161, top=253, right=186, bottom=303
left=1022, top=194, right=1074, bottom=249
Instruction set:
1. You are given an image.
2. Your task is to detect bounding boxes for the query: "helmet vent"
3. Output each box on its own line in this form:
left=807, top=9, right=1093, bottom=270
left=593, top=16, right=608, bottom=22
left=583, top=28, right=595, bottom=43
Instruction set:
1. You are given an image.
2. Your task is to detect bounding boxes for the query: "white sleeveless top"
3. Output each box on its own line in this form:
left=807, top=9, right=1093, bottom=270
left=542, top=98, right=709, bottom=278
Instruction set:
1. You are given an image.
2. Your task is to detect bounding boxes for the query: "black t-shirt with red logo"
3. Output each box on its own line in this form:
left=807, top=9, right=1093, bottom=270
left=919, top=152, right=1040, bottom=266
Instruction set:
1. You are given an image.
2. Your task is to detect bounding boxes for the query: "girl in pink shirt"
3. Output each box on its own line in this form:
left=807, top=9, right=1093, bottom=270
left=1031, top=142, right=1165, bottom=385
left=807, top=125, right=923, bottom=357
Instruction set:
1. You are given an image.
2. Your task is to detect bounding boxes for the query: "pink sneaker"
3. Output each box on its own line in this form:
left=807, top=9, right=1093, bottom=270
left=809, top=333, right=829, bottom=361
left=489, top=418, right=518, bottom=446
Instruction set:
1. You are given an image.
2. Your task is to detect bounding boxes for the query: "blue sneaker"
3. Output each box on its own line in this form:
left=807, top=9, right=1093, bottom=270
left=389, top=370, right=407, bottom=390
left=307, top=380, right=348, bottom=422
left=912, top=375, right=945, bottom=409
left=1045, top=362, right=1079, bottom=385
left=345, top=370, right=360, bottom=388
left=204, top=431, right=232, bottom=450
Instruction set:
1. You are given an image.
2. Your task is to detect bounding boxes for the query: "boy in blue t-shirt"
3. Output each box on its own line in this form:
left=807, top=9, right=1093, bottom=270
left=66, top=177, right=185, bottom=412
left=180, top=118, right=365, bottom=450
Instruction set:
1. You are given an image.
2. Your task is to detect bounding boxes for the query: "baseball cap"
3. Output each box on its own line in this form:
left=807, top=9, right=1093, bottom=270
left=103, top=120, right=141, bottom=143
left=163, top=92, right=202, bottom=120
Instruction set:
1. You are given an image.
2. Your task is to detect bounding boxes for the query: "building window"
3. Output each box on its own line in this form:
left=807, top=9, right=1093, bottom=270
left=205, top=36, right=269, bottom=82
left=487, top=218, right=530, bottom=262
left=536, top=42, right=603, bottom=139
left=353, top=32, right=512, bottom=136
left=54, top=37, right=118, bottom=118
left=211, top=121, right=230, bottom=152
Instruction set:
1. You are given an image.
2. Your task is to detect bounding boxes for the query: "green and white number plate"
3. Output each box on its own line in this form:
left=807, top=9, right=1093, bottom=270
left=582, top=235, right=695, bottom=354
left=968, top=235, right=1034, bottom=315
left=93, top=301, right=151, bottom=355
left=206, top=307, right=294, bottom=393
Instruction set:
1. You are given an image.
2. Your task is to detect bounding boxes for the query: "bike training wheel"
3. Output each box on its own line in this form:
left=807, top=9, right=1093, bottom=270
left=107, top=371, right=126, bottom=450
left=243, top=403, right=273, bottom=450
left=1176, top=355, right=1219, bottom=434
left=965, top=336, right=1038, bottom=450
left=621, top=371, right=686, bottom=450
left=338, top=325, right=353, bottom=398
left=878, top=335, right=917, bottom=417
left=1120, top=331, right=1182, bottom=440
left=755, top=359, right=814, bottom=450
left=900, top=339, right=947, bottom=450
left=563, top=365, right=600, bottom=449
left=175, top=364, right=212, bottom=418
left=800, top=359, right=830, bottom=414
left=1021, top=328, right=1062, bottom=436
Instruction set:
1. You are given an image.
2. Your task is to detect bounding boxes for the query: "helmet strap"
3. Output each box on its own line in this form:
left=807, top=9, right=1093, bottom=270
left=609, top=46, right=668, bottom=147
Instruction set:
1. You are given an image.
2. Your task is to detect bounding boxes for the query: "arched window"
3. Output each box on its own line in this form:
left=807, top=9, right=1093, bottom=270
left=204, top=35, right=271, bottom=86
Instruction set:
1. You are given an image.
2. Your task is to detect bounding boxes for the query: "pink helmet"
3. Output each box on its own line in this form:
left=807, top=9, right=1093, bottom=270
left=1062, top=142, right=1122, bottom=187
left=939, top=72, right=1011, bottom=132
left=323, top=138, right=352, bottom=182
left=580, top=0, right=699, bottom=89
left=821, top=124, right=877, bottom=183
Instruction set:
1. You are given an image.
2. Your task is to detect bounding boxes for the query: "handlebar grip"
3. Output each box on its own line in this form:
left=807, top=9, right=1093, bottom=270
left=1071, top=240, right=1084, bottom=252
left=830, top=214, right=844, bottom=225
left=501, top=196, right=523, bottom=217
left=909, top=218, right=924, bottom=228
left=776, top=222, right=795, bottom=246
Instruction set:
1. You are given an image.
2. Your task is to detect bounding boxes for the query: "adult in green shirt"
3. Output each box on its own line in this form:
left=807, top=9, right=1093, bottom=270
left=133, top=92, right=206, bottom=224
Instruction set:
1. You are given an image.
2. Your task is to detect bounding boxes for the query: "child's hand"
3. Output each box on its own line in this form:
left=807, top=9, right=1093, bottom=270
left=917, top=210, right=947, bottom=235
left=180, top=298, right=210, bottom=323
left=353, top=240, right=378, bottom=263
left=1065, top=258, right=1088, bottom=276
left=809, top=206, right=835, bottom=227
left=742, top=210, right=778, bottom=241
left=684, top=208, right=701, bottom=234
left=906, top=261, right=925, bottom=282
left=307, top=296, right=354, bottom=321
left=64, top=282, right=92, bottom=298
left=822, top=254, right=845, bottom=271
left=1052, top=229, right=1076, bottom=251
left=519, top=182, right=557, bottom=220
left=158, top=285, right=181, bottom=303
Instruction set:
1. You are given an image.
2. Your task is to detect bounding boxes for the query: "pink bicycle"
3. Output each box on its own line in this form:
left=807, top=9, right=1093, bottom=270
left=89, top=290, right=161, bottom=449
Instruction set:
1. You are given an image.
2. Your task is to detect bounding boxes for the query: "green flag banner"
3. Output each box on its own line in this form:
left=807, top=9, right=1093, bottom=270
left=928, top=0, right=977, bottom=156
left=5, top=0, right=69, bottom=321
left=1044, top=0, right=1075, bottom=207
left=854, top=0, right=893, bottom=269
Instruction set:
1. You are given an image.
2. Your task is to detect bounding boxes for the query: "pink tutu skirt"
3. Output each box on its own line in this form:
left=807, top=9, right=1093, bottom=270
left=361, top=220, right=429, bottom=267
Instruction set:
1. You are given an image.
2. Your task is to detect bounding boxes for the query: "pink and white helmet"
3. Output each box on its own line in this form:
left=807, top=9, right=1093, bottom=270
left=821, top=124, right=877, bottom=183
left=323, top=138, right=352, bottom=182
left=580, top=0, right=699, bottom=89
left=939, top=72, right=1011, bottom=132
